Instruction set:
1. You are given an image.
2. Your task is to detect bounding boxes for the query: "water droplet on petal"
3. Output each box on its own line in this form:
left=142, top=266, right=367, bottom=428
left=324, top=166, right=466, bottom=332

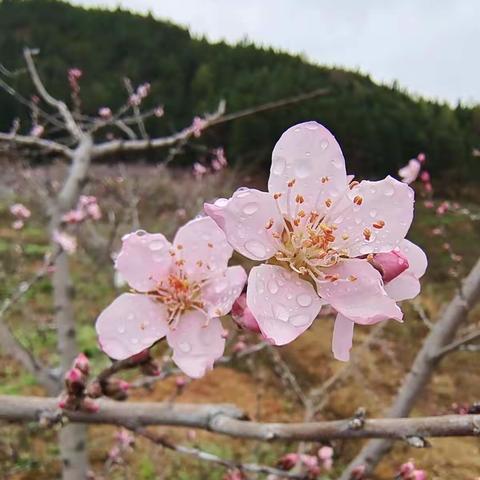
left=214, top=281, right=227, bottom=294
left=268, top=279, right=279, bottom=294
left=384, top=183, right=395, bottom=196
left=272, top=156, right=286, bottom=175
left=149, top=240, right=165, bottom=251
left=320, top=139, right=329, bottom=150
left=289, top=314, right=310, bottom=327
left=215, top=198, right=228, bottom=207
left=132, top=338, right=139, bottom=345
left=179, top=342, right=191, bottom=353
left=118, top=326, right=125, bottom=334
left=331, top=157, right=343, bottom=169
left=295, top=158, right=312, bottom=178
left=245, top=240, right=266, bottom=258
left=127, top=313, right=135, bottom=321
left=274, top=304, right=290, bottom=322
left=297, top=294, right=312, bottom=307
left=243, top=202, right=259, bottom=215
left=369, top=210, right=377, bottom=218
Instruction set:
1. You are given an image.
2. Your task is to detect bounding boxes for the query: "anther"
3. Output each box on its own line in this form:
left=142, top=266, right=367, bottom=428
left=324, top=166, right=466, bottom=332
left=353, top=195, right=363, bottom=205
left=373, top=220, right=385, bottom=229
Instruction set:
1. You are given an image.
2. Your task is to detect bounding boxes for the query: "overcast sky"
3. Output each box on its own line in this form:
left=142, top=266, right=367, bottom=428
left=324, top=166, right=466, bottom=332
left=70, top=0, right=479, bottom=105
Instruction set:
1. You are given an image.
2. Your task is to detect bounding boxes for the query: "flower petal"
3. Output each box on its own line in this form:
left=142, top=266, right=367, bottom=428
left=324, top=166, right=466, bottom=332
left=246, top=264, right=322, bottom=345
left=167, top=311, right=225, bottom=378
left=327, top=176, right=414, bottom=257
left=332, top=313, right=354, bottom=361
left=385, top=274, right=421, bottom=301
left=398, top=239, right=428, bottom=279
left=204, top=188, right=283, bottom=261
left=268, top=121, right=347, bottom=217
left=202, top=266, right=247, bottom=317
left=96, top=293, right=169, bottom=359
left=115, top=231, right=172, bottom=292
left=173, top=216, right=232, bottom=280
left=316, top=259, right=402, bottom=324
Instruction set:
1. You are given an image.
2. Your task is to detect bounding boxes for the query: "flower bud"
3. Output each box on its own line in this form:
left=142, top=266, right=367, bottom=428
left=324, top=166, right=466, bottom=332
left=372, top=250, right=409, bottom=283
left=231, top=293, right=261, bottom=333
left=73, top=353, right=90, bottom=375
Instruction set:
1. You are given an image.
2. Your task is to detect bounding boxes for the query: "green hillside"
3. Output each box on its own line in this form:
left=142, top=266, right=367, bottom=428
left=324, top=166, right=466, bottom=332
left=1, top=0, right=479, bottom=183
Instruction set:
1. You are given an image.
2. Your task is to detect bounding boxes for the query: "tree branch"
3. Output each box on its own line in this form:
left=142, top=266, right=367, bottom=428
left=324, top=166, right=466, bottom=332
left=135, top=428, right=306, bottom=479
left=0, top=395, right=479, bottom=442
left=0, top=131, right=73, bottom=157
left=23, top=48, right=83, bottom=140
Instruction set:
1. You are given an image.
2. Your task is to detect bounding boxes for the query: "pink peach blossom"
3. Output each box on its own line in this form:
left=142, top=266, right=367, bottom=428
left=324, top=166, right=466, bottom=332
left=53, top=230, right=77, bottom=254
left=12, top=220, right=24, bottom=230
left=398, top=158, right=421, bottom=184
left=10, top=203, right=31, bottom=219
left=191, top=116, right=207, bottom=137
left=96, top=217, right=247, bottom=378
left=205, top=122, right=426, bottom=362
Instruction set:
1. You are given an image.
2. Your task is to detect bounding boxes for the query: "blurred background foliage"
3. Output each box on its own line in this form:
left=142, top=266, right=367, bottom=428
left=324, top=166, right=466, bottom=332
left=0, top=0, right=479, bottom=188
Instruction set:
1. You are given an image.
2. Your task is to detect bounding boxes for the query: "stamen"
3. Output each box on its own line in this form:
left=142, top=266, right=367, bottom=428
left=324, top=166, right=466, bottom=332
left=373, top=220, right=385, bottom=229
left=353, top=195, right=363, bottom=206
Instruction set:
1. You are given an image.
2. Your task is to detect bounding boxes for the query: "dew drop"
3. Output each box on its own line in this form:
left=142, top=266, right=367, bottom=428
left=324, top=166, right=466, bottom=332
left=149, top=240, right=165, bottom=251
left=384, top=183, right=395, bottom=196
left=118, top=326, right=125, bottom=334
left=273, top=304, right=290, bottom=322
left=295, top=159, right=312, bottom=179
left=243, top=202, right=259, bottom=215
left=236, top=188, right=251, bottom=199
left=369, top=210, right=377, bottom=218
left=214, top=281, right=227, bottom=294
left=331, top=157, right=343, bottom=169
left=131, top=338, right=139, bottom=345
left=320, top=139, right=329, bottom=150
left=272, top=156, right=286, bottom=175
left=127, top=313, right=135, bottom=321
left=268, top=279, right=279, bottom=294
left=289, top=314, right=310, bottom=327
left=179, top=342, right=191, bottom=353
left=257, top=280, right=265, bottom=294
left=297, top=294, right=312, bottom=307
left=215, top=198, right=228, bottom=207
left=245, top=240, right=267, bottom=258
left=354, top=217, right=362, bottom=225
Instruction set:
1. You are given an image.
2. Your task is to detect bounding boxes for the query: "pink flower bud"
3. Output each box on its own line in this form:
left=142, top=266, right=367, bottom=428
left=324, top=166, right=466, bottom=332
left=74, top=353, right=90, bottom=375
left=351, top=464, right=366, bottom=479
left=318, top=445, right=333, bottom=460
left=278, top=452, right=299, bottom=470
left=12, top=220, right=24, bottom=230
left=411, top=470, right=427, bottom=480
left=400, top=461, right=415, bottom=476
left=98, top=107, right=112, bottom=119
left=175, top=376, right=187, bottom=388
left=417, top=152, right=426, bottom=163
left=420, top=171, right=430, bottom=182
left=118, top=380, right=130, bottom=392
left=372, top=250, right=409, bottom=282
left=423, top=200, right=434, bottom=209
left=66, top=367, right=83, bottom=384
left=231, top=293, right=261, bottom=333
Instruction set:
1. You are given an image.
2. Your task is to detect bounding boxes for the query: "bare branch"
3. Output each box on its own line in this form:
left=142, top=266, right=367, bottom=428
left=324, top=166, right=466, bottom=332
left=1, top=395, right=479, bottom=442
left=92, top=100, right=226, bottom=157
left=0, top=131, right=73, bottom=157
left=435, top=326, right=480, bottom=358
left=23, top=48, right=83, bottom=140
left=136, top=428, right=306, bottom=479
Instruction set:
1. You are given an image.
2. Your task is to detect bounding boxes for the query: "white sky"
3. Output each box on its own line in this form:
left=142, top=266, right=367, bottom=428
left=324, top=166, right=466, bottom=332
left=70, top=0, right=479, bottom=105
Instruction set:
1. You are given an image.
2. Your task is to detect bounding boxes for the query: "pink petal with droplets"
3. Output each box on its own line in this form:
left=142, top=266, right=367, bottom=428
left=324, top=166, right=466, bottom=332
left=316, top=259, right=402, bottom=325
left=204, top=188, right=283, bottom=261
left=332, top=313, right=354, bottom=361
left=167, top=311, right=225, bottom=378
left=268, top=121, right=347, bottom=218
left=246, top=264, right=322, bottom=345
left=173, top=216, right=232, bottom=280
left=202, top=266, right=247, bottom=317
left=96, top=293, right=169, bottom=360
left=327, top=176, right=414, bottom=257
left=115, top=231, right=172, bottom=292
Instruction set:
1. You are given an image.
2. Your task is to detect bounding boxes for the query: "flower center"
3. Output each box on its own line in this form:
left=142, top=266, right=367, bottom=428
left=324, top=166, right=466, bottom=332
left=148, top=273, right=204, bottom=328
left=272, top=211, right=339, bottom=281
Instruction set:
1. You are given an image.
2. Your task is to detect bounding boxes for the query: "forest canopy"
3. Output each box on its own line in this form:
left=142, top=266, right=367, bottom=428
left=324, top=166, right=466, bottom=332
left=1, top=0, right=479, bottom=183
